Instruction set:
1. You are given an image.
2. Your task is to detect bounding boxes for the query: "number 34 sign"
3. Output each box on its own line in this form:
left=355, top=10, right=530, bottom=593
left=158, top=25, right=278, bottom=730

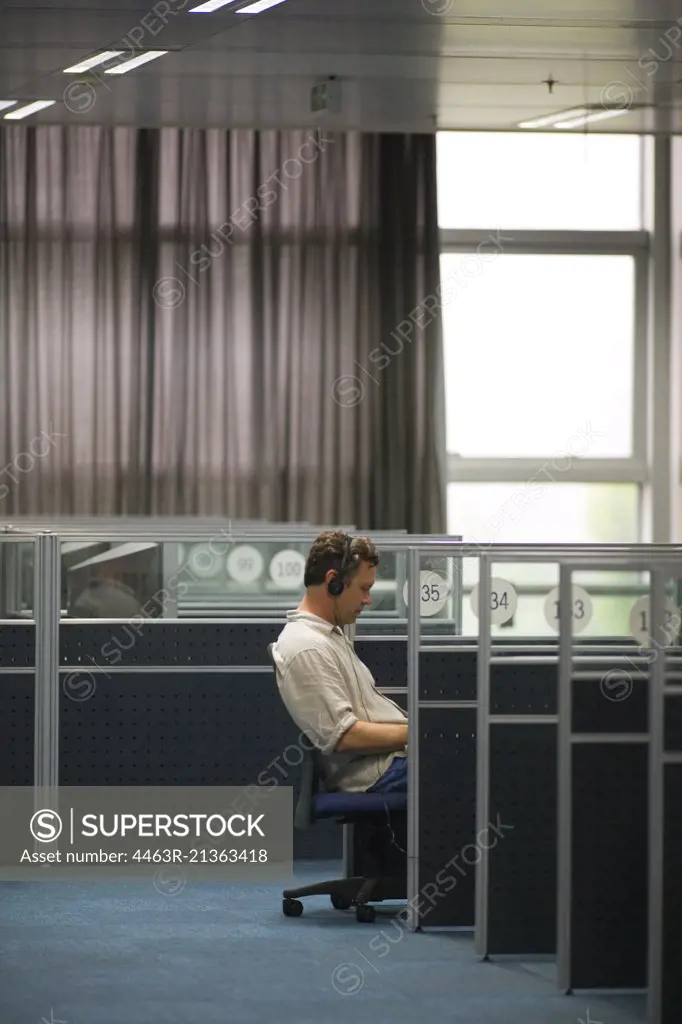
left=469, top=578, right=518, bottom=626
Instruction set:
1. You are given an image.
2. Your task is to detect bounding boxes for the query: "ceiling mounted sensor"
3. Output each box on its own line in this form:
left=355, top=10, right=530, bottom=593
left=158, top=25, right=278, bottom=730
left=63, top=52, right=126, bottom=74
left=518, top=106, right=632, bottom=130
left=3, top=100, right=56, bottom=120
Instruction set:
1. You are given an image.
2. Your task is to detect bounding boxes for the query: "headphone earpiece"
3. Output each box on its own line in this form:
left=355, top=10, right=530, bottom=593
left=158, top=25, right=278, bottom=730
left=327, top=534, right=353, bottom=598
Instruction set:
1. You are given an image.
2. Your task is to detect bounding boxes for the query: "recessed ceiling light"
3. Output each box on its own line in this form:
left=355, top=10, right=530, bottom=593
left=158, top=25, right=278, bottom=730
left=188, top=0, right=235, bottom=10
left=104, top=51, right=168, bottom=75
left=0, top=100, right=18, bottom=111
left=236, top=0, right=291, bottom=11
left=518, top=108, right=591, bottom=129
left=518, top=106, right=631, bottom=130
left=554, top=108, right=630, bottom=129
left=3, top=100, right=56, bottom=120
left=63, top=52, right=126, bottom=74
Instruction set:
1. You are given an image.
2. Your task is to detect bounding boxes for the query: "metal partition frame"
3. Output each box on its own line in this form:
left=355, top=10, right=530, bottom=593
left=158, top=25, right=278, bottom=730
left=403, top=542, right=682, bottom=937
left=20, top=532, right=682, bottom=970
left=552, top=556, right=680, bottom=1010
left=472, top=549, right=672, bottom=958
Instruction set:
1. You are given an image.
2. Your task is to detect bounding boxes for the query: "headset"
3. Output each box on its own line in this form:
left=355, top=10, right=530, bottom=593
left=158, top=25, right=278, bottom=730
left=326, top=533, right=406, bottom=854
left=326, top=533, right=354, bottom=597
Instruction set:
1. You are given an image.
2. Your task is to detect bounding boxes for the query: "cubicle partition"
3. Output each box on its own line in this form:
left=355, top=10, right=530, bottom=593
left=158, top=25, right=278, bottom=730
left=6, top=526, right=682, bottom=1021
left=0, top=535, right=35, bottom=787
left=3, top=523, right=462, bottom=863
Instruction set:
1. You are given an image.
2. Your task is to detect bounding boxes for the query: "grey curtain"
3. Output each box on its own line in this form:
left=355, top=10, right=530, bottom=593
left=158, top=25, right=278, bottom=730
left=0, top=126, right=446, bottom=531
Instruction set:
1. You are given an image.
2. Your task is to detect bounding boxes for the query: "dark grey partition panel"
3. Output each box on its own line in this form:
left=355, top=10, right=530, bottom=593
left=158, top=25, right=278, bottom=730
left=662, top=765, right=682, bottom=1023
left=487, top=723, right=557, bottom=954
left=483, top=659, right=558, bottom=955
left=0, top=623, right=35, bottom=667
left=58, top=669, right=340, bottom=859
left=0, top=624, right=35, bottom=785
left=571, top=743, right=648, bottom=988
left=0, top=673, right=34, bottom=785
left=356, top=639, right=406, bottom=687
left=417, top=708, right=477, bottom=927
left=60, top=621, right=282, bottom=667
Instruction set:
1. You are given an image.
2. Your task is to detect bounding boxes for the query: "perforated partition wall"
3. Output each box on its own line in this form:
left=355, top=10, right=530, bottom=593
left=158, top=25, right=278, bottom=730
left=417, top=708, right=477, bottom=927
left=490, top=661, right=556, bottom=715
left=481, top=657, right=558, bottom=955
left=572, top=673, right=648, bottom=733
left=60, top=622, right=282, bottom=667
left=662, top=765, right=682, bottom=1023
left=420, top=649, right=476, bottom=702
left=571, top=743, right=648, bottom=989
left=0, top=624, right=35, bottom=785
left=59, top=668, right=341, bottom=859
left=0, top=623, right=35, bottom=667
left=663, top=695, right=682, bottom=750
left=487, top=723, right=557, bottom=954
left=355, top=640, right=406, bottom=687
left=0, top=674, right=34, bottom=785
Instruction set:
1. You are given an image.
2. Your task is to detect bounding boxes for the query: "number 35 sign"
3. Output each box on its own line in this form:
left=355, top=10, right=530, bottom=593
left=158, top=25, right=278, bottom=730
left=402, top=572, right=450, bottom=617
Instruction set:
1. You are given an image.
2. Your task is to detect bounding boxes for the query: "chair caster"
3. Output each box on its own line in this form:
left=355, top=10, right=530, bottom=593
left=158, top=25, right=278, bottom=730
left=282, top=898, right=303, bottom=917
left=331, top=894, right=352, bottom=911
left=356, top=904, right=376, bottom=923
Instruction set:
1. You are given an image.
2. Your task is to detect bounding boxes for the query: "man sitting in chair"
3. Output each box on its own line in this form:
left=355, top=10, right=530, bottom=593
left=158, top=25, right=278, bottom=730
left=271, top=531, right=408, bottom=794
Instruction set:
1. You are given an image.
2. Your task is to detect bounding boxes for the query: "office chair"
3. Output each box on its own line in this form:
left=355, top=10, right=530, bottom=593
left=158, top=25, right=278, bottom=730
left=266, top=643, right=407, bottom=923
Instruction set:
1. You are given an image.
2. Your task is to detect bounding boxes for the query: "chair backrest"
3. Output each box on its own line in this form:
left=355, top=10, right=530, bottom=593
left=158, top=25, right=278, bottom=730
left=266, top=642, right=323, bottom=829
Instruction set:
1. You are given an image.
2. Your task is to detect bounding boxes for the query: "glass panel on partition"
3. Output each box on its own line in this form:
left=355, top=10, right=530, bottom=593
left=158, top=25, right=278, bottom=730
left=61, top=541, right=165, bottom=618
left=437, top=132, right=642, bottom=231
left=0, top=540, right=35, bottom=618
left=464, top=563, right=658, bottom=642
left=441, top=252, right=636, bottom=459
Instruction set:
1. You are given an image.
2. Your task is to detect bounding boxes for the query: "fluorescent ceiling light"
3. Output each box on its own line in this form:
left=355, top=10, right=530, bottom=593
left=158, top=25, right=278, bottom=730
left=518, top=108, right=591, bottom=129
left=63, top=52, right=125, bottom=73
left=0, top=100, right=18, bottom=111
left=554, top=108, right=630, bottom=129
left=4, top=100, right=56, bottom=120
left=188, top=0, right=235, bottom=10
left=236, top=0, right=291, bottom=11
left=104, top=51, right=168, bottom=75
left=518, top=106, right=631, bottom=130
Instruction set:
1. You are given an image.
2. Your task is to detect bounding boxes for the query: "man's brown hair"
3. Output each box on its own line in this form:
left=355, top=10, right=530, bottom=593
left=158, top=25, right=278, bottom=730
left=303, top=530, right=379, bottom=587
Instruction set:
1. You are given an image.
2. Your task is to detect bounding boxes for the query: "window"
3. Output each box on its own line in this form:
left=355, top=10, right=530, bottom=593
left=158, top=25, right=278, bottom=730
left=437, top=132, right=643, bottom=231
left=437, top=130, right=648, bottom=557
left=441, top=252, right=636, bottom=459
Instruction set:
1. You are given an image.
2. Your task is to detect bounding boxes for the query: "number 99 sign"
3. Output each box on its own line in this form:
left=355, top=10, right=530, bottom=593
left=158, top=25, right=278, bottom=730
left=469, top=578, right=517, bottom=626
left=402, top=572, right=450, bottom=617
left=543, top=585, right=593, bottom=633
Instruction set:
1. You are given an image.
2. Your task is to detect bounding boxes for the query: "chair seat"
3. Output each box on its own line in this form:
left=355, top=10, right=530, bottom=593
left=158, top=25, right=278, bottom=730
left=313, top=791, right=407, bottom=817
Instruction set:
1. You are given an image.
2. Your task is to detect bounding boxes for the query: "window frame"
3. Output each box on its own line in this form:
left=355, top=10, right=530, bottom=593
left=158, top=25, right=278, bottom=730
left=440, top=227, right=650, bottom=488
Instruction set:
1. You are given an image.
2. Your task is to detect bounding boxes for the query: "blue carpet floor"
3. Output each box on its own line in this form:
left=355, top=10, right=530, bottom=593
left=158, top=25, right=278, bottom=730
left=0, top=861, right=647, bottom=1024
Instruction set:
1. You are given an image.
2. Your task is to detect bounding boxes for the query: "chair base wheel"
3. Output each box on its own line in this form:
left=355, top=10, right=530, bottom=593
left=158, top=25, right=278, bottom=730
left=356, top=904, right=376, bottom=923
left=331, top=894, right=352, bottom=911
left=282, top=898, right=303, bottom=917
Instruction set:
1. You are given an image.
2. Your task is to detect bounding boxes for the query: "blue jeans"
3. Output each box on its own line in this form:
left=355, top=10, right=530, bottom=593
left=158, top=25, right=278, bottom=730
left=366, top=755, right=407, bottom=793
